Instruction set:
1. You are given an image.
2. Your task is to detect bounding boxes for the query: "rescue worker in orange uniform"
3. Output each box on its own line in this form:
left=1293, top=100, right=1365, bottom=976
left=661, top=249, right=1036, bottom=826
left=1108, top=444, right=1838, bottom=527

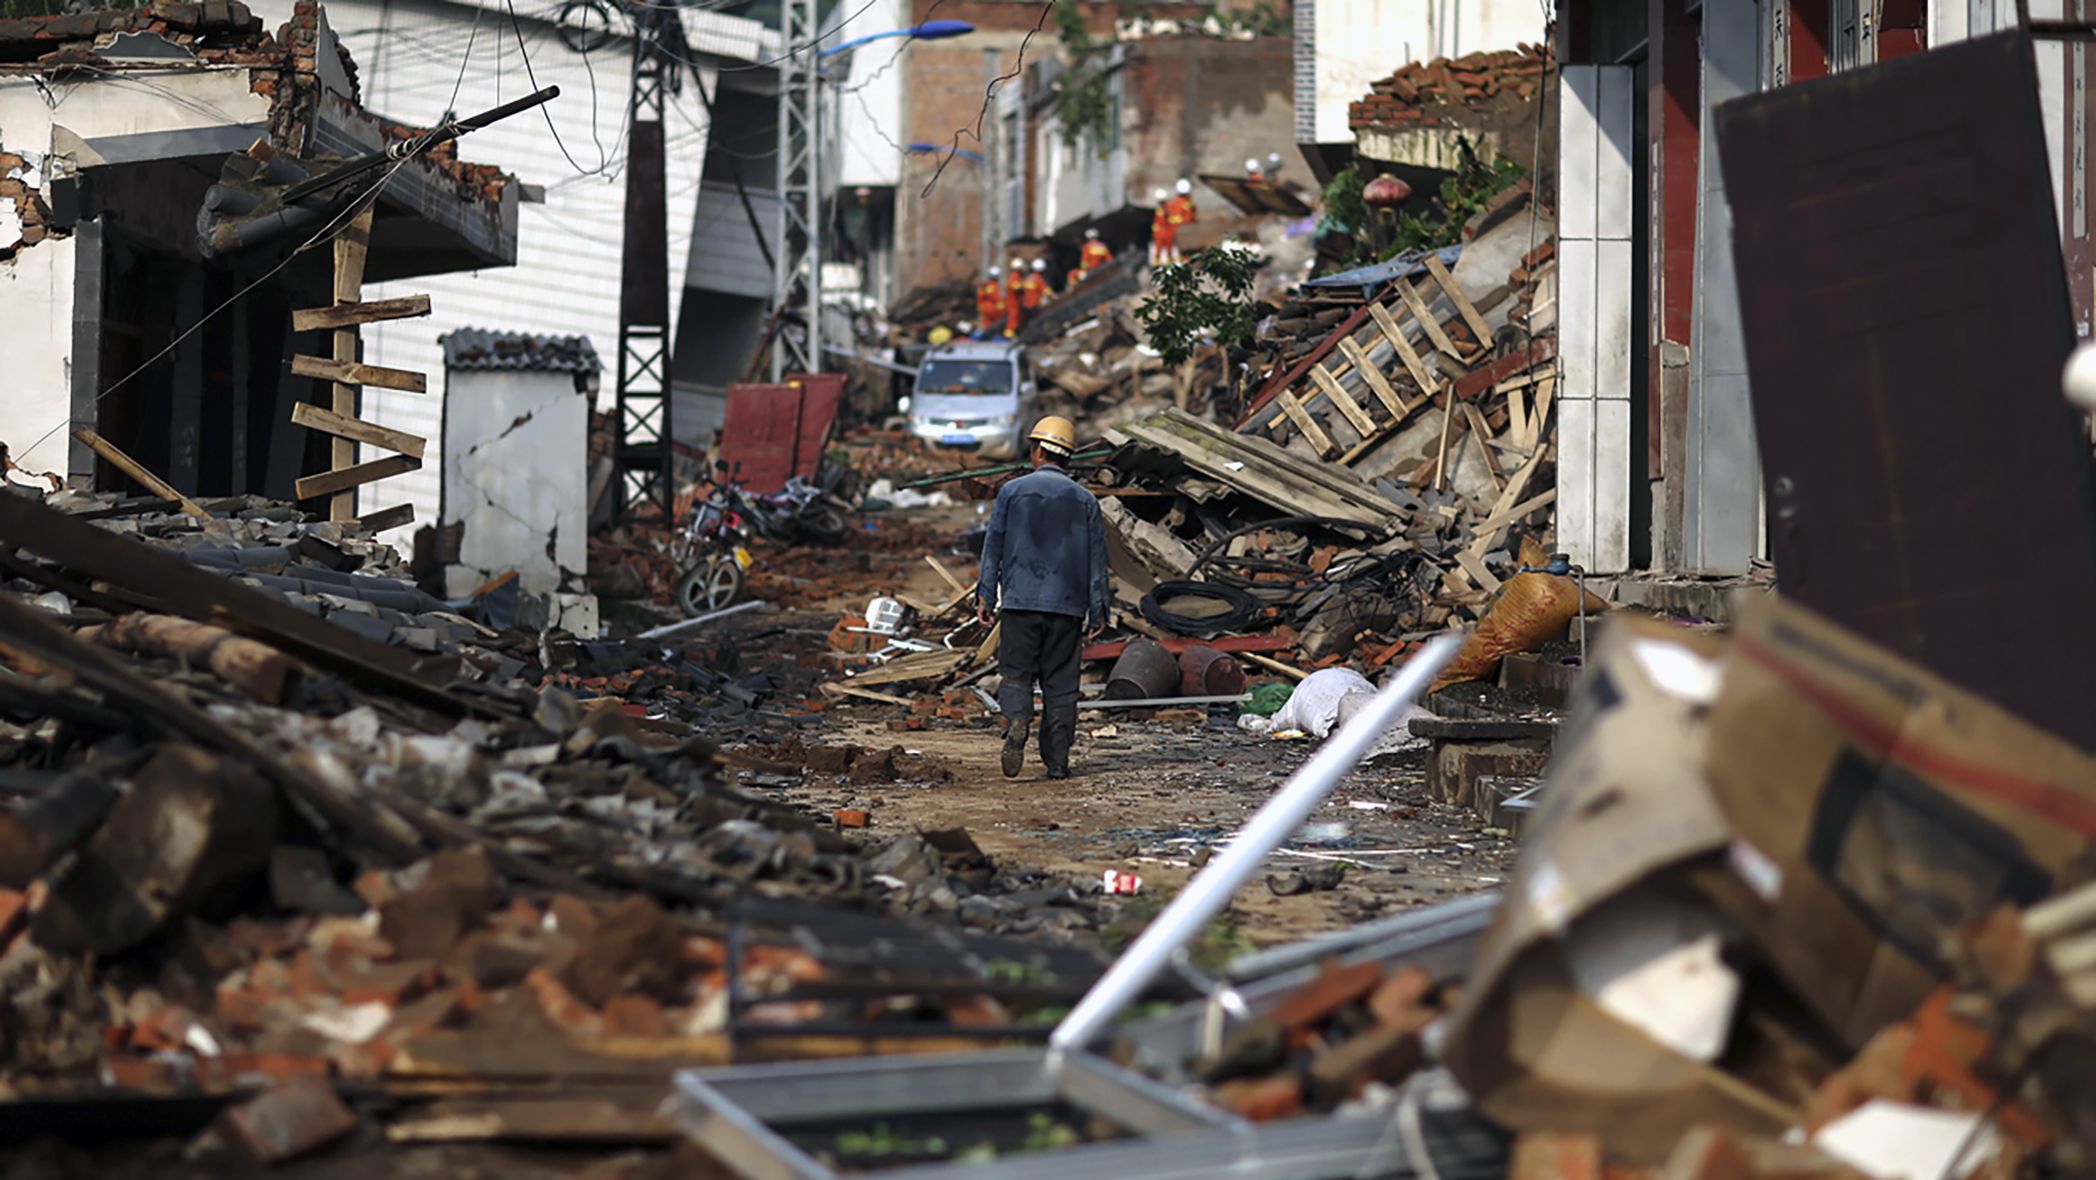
left=1080, top=227, right=1112, bottom=273
left=1003, top=257, right=1028, bottom=337
left=975, top=266, right=1008, bottom=338
left=1164, top=177, right=1198, bottom=252
left=1006, top=259, right=1051, bottom=337
left=1148, top=188, right=1175, bottom=266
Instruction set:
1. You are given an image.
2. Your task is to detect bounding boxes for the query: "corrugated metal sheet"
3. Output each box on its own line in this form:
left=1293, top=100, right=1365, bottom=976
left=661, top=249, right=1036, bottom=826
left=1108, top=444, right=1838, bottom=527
left=687, top=183, right=779, bottom=299
left=1105, top=409, right=1407, bottom=532
left=1718, top=32, right=2096, bottom=749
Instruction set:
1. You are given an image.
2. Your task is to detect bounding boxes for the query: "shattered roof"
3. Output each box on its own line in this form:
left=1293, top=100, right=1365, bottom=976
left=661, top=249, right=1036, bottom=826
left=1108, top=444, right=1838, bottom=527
left=441, top=329, right=601, bottom=376
left=1350, top=44, right=1551, bottom=132
left=0, top=1, right=275, bottom=68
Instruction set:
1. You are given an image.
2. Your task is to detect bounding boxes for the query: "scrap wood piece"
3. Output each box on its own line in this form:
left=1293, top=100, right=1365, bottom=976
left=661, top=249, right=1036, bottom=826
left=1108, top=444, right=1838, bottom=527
left=820, top=683, right=913, bottom=706
left=83, top=613, right=301, bottom=705
left=972, top=619, right=1002, bottom=666
left=924, top=555, right=970, bottom=597
left=0, top=490, right=470, bottom=717
left=1460, top=402, right=1505, bottom=486
left=290, top=355, right=429, bottom=394
left=1422, top=254, right=1494, bottom=346
left=1368, top=301, right=1441, bottom=395
left=1338, top=336, right=1411, bottom=419
left=1508, top=385, right=1532, bottom=450
left=71, top=427, right=211, bottom=520
left=386, top=1098, right=673, bottom=1145
left=291, top=403, right=427, bottom=459
left=1273, top=391, right=1339, bottom=458
left=1432, top=394, right=1458, bottom=492
left=1396, top=279, right=1464, bottom=360
left=1531, top=376, right=1556, bottom=442
left=1454, top=549, right=1503, bottom=595
left=851, top=648, right=970, bottom=687
left=357, top=503, right=416, bottom=532
left=295, top=454, right=421, bottom=502
left=290, top=294, right=433, bottom=333
left=1452, top=338, right=1557, bottom=400
left=0, top=589, right=425, bottom=864
left=1242, top=651, right=1309, bottom=681
left=1308, top=366, right=1379, bottom=437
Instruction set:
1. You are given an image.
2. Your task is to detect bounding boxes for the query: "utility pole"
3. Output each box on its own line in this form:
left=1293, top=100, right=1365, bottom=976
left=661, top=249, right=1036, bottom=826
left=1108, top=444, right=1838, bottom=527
left=611, top=4, right=684, bottom=517
left=980, top=46, right=999, bottom=272
left=772, top=0, right=821, bottom=379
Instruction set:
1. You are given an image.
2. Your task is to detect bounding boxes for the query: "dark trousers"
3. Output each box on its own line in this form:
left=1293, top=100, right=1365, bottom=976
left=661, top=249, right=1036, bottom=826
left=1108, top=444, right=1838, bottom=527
left=995, top=609, right=1082, bottom=727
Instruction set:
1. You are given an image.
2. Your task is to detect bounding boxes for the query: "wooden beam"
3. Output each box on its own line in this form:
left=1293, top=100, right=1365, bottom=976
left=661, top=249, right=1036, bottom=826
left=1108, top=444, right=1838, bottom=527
left=1423, top=254, right=1494, bottom=347
left=925, top=555, right=969, bottom=597
left=291, top=294, right=431, bottom=333
left=1369, top=301, right=1441, bottom=395
left=1531, top=376, right=1556, bottom=443
left=290, top=355, right=429, bottom=394
left=1274, top=390, right=1339, bottom=457
left=1241, top=652, right=1308, bottom=681
left=1308, top=366, right=1378, bottom=437
left=1397, top=279, right=1464, bottom=361
left=71, top=428, right=211, bottom=520
left=1455, top=548, right=1502, bottom=595
left=291, top=403, right=427, bottom=459
left=356, top=503, right=416, bottom=533
left=1339, top=337, right=1410, bottom=419
left=1508, top=385, right=1532, bottom=450
left=326, top=209, right=374, bottom=522
left=1469, top=489, right=1558, bottom=542
left=1432, top=393, right=1457, bottom=492
left=294, top=454, right=420, bottom=502
left=1460, top=401, right=1504, bottom=486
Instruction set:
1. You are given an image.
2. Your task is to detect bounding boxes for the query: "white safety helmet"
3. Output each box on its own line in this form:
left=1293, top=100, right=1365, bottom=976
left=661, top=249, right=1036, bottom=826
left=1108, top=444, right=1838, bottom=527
left=1245, top=157, right=1260, bottom=172
left=1176, top=177, right=1192, bottom=194
left=1152, top=187, right=1168, bottom=203
left=1031, top=258, right=1047, bottom=272
left=988, top=265, right=1002, bottom=277
left=1084, top=227, right=1100, bottom=240
left=1009, top=257, right=1024, bottom=271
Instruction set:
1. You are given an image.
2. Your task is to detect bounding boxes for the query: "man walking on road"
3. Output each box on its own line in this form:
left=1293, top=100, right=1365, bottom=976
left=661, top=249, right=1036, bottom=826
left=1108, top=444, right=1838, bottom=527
left=975, top=416, right=1110, bottom=780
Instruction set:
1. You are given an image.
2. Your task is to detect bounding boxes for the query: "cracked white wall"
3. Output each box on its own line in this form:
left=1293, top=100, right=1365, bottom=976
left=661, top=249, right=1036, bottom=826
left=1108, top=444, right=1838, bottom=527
left=439, top=368, right=587, bottom=600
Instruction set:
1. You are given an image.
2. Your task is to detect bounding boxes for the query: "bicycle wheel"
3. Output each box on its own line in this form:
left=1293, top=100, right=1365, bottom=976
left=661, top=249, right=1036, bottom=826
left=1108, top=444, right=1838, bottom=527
left=675, top=555, right=745, bottom=616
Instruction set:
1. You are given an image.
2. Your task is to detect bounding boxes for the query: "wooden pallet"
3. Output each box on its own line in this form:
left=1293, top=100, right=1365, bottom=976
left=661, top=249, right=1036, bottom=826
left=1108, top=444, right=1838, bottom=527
left=1252, top=260, right=1491, bottom=465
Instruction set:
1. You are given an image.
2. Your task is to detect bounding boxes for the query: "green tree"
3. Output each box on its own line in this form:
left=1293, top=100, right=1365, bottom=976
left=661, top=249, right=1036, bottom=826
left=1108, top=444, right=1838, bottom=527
left=1134, top=245, right=1265, bottom=367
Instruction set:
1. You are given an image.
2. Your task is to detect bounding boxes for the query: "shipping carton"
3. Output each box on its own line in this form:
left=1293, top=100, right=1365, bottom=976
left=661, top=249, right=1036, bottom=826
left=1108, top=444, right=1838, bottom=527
left=1443, top=597, right=2096, bottom=1162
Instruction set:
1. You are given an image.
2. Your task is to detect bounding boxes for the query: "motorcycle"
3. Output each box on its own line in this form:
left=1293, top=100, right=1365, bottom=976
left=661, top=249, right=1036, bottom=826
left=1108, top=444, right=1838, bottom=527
left=670, top=483, right=756, bottom=617
left=712, top=462, right=853, bottom=547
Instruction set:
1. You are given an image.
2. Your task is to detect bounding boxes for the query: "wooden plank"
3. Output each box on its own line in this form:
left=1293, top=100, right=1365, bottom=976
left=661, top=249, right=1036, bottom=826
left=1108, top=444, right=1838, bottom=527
left=291, top=294, right=431, bottom=333
left=327, top=209, right=375, bottom=523
left=1273, top=390, right=1339, bottom=457
left=1423, top=254, right=1494, bottom=347
left=1508, top=386, right=1532, bottom=450
left=1455, top=548, right=1503, bottom=595
left=973, top=619, right=1002, bottom=666
left=295, top=454, right=420, bottom=502
left=1469, top=489, right=1558, bottom=542
left=356, top=503, right=416, bottom=533
left=925, top=555, right=970, bottom=597
left=1242, top=652, right=1309, bottom=681
left=1432, top=393, right=1457, bottom=492
left=820, top=683, right=914, bottom=707
left=1308, top=366, right=1378, bottom=437
left=291, top=355, right=429, bottom=393
left=1339, top=337, right=1410, bottom=419
left=71, top=428, right=211, bottom=520
left=1369, top=301, right=1441, bottom=395
left=848, top=648, right=970, bottom=687
left=291, top=403, right=427, bottom=459
left=1461, top=401, right=1504, bottom=486
left=1531, top=376, right=1556, bottom=443
left=1397, top=279, right=1464, bottom=360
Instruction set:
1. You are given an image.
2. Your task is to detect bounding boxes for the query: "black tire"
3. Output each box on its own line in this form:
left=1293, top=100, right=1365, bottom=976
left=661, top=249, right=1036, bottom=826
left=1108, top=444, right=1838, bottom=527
left=798, top=503, right=850, bottom=544
left=675, top=555, right=745, bottom=616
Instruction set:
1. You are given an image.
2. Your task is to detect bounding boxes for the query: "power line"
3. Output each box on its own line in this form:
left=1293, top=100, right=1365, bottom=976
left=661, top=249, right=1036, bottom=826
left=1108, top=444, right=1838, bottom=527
left=503, top=0, right=616, bottom=175
left=921, top=0, right=1054, bottom=198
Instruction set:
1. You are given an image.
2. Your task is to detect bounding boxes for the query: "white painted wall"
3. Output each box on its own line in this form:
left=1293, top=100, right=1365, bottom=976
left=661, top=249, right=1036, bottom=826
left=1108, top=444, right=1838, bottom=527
left=1557, top=63, right=1634, bottom=574
left=0, top=236, right=77, bottom=482
left=833, top=0, right=905, bottom=188
left=245, top=0, right=751, bottom=543
left=1305, top=0, right=1544, bottom=145
left=440, top=367, right=588, bottom=598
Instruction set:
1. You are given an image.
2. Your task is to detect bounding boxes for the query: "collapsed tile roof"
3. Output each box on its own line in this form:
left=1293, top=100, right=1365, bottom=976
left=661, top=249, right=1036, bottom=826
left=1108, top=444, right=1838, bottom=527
left=1349, top=43, right=1552, bottom=133
left=442, top=329, right=602, bottom=376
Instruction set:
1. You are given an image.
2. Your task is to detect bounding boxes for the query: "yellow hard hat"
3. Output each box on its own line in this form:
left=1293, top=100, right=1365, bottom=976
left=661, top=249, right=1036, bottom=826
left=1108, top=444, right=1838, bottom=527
left=927, top=325, right=955, bottom=345
left=1028, top=415, right=1077, bottom=454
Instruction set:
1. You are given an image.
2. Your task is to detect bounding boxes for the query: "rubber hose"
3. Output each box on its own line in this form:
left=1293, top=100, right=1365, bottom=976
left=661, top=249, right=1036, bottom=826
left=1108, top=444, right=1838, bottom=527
left=1140, top=580, right=1260, bottom=635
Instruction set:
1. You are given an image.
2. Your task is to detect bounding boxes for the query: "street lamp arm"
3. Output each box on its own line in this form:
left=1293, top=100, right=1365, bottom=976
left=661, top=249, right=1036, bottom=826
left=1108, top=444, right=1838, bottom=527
left=816, top=19, right=973, bottom=56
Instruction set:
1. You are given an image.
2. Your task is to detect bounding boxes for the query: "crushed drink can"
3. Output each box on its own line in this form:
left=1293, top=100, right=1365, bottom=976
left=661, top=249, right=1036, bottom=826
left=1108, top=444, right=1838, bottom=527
left=1101, top=869, right=1141, bottom=895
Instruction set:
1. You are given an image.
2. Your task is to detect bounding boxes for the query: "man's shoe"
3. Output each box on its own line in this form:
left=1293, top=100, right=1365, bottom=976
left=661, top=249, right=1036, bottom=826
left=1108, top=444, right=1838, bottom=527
left=1001, top=737, right=1026, bottom=778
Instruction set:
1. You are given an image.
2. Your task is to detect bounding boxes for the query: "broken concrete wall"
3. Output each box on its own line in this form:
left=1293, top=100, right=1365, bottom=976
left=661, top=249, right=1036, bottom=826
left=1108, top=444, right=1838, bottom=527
left=439, top=368, right=589, bottom=601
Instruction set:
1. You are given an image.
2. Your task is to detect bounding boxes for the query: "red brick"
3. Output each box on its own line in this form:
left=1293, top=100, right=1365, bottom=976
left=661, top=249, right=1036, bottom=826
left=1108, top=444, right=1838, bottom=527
left=199, top=1053, right=332, bottom=1088
left=1211, top=1073, right=1303, bottom=1121
left=1267, top=960, right=1383, bottom=1032
left=833, top=809, right=871, bottom=829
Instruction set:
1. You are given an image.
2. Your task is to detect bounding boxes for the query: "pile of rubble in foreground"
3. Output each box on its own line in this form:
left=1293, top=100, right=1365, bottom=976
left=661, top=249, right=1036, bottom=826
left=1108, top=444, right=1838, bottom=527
left=0, top=487, right=1128, bottom=1175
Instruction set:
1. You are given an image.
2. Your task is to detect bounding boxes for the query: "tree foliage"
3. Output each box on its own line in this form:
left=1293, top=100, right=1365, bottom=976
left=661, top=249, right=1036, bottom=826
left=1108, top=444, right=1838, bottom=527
left=1135, top=245, right=1265, bottom=367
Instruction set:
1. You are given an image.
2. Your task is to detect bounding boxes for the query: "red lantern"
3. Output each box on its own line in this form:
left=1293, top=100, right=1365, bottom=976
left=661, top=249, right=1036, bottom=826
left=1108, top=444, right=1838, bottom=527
left=1363, top=174, right=1412, bottom=207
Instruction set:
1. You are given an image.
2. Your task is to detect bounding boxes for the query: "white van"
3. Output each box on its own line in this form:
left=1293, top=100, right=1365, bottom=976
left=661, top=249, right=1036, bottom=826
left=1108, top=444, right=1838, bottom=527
left=904, top=340, right=1039, bottom=460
